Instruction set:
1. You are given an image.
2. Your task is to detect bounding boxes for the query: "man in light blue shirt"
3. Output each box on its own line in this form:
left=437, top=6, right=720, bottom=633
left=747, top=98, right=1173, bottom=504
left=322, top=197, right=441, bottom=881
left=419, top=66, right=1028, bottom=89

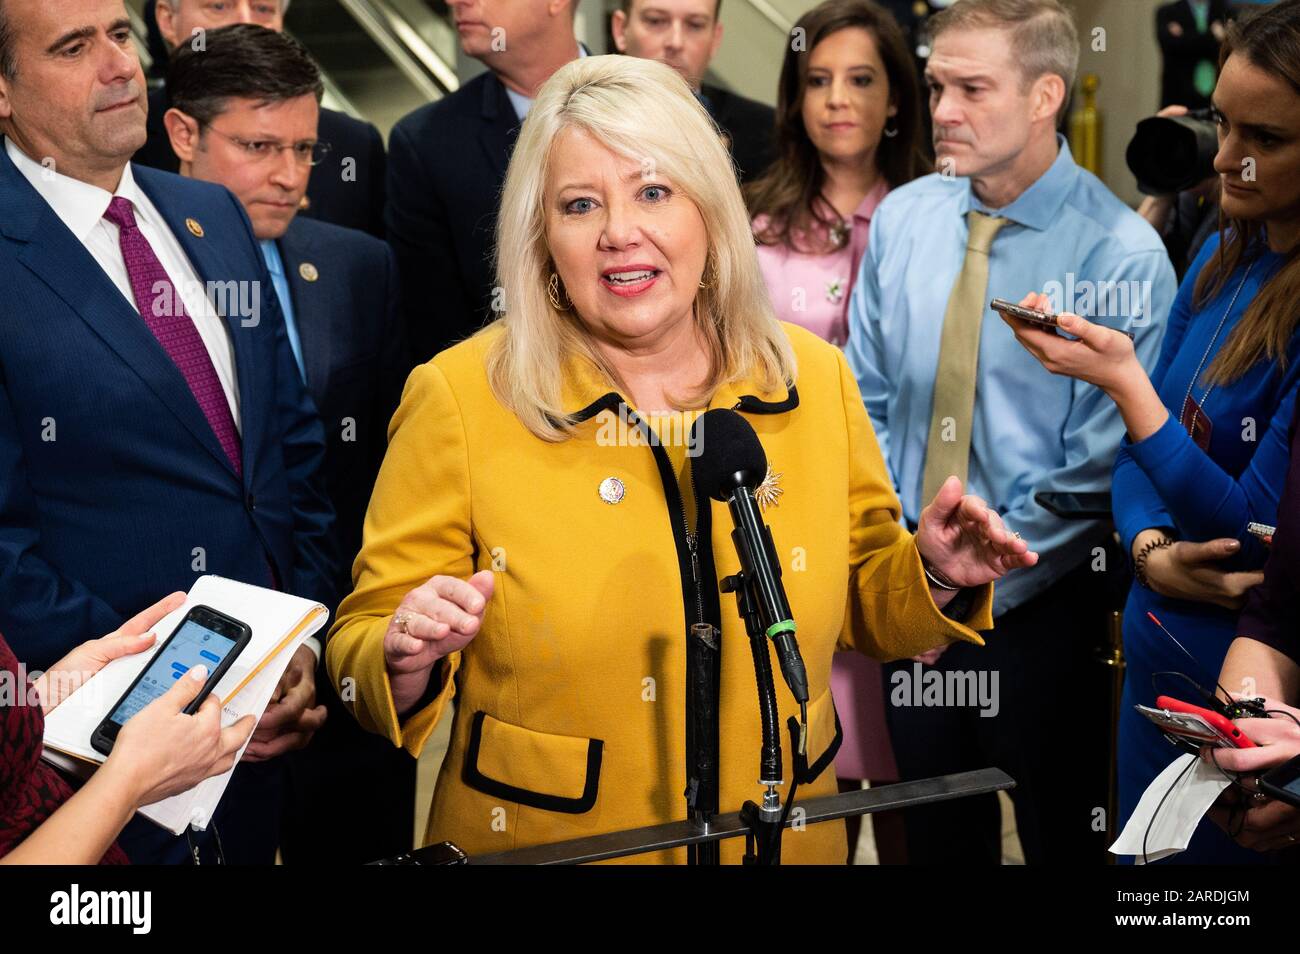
left=845, top=0, right=1176, bottom=865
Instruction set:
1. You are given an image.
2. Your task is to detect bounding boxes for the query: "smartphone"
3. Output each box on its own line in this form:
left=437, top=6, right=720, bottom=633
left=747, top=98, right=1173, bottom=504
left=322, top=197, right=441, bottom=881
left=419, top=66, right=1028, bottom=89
left=1034, top=491, right=1113, bottom=520
left=91, top=605, right=252, bottom=756
left=1136, top=695, right=1256, bottom=750
left=1247, top=522, right=1276, bottom=545
left=991, top=297, right=1137, bottom=340
left=368, top=841, right=469, bottom=865
left=991, top=297, right=1060, bottom=330
left=1260, top=755, right=1300, bottom=808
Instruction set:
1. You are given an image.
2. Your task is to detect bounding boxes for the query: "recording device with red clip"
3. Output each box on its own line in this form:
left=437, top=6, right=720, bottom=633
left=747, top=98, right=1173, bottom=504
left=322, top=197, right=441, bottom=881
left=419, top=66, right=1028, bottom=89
left=1135, top=612, right=1268, bottom=753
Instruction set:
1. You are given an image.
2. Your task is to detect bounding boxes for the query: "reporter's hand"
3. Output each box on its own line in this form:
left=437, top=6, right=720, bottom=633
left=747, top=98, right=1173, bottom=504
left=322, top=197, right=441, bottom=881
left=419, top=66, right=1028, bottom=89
left=1001, top=293, right=1143, bottom=395
left=1204, top=700, right=1300, bottom=850
left=1145, top=538, right=1265, bottom=610
left=103, top=663, right=256, bottom=808
left=384, top=570, right=495, bottom=716
left=35, top=592, right=188, bottom=715
left=241, top=645, right=327, bottom=763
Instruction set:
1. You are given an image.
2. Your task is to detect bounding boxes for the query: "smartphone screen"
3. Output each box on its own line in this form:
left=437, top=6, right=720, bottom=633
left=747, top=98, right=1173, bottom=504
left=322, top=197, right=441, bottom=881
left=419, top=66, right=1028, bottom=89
left=106, top=618, right=238, bottom=727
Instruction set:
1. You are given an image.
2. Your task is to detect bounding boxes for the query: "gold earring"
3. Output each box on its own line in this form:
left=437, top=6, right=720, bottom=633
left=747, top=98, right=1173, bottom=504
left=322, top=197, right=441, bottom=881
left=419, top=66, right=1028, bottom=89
left=548, top=272, right=571, bottom=310
left=698, top=258, right=715, bottom=290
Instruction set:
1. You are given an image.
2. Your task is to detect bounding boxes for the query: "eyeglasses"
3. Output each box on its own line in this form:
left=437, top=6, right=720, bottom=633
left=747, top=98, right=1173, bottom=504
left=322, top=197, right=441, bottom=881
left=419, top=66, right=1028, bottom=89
left=204, top=125, right=333, bottom=167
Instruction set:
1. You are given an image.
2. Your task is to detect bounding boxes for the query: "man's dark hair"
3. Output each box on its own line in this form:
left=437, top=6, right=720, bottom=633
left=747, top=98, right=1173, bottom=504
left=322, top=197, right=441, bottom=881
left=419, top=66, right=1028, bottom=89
left=620, top=0, right=723, bottom=16
left=0, top=0, right=17, bottom=81
left=166, top=22, right=323, bottom=127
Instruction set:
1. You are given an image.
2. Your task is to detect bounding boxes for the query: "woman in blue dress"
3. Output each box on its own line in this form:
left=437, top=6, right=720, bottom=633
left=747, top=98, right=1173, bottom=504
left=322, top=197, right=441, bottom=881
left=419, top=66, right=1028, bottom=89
left=1003, top=0, right=1300, bottom=862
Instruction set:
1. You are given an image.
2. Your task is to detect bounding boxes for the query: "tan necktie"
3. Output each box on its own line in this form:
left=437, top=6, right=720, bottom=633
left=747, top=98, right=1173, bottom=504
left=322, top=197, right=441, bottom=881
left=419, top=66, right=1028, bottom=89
left=921, top=211, right=1008, bottom=504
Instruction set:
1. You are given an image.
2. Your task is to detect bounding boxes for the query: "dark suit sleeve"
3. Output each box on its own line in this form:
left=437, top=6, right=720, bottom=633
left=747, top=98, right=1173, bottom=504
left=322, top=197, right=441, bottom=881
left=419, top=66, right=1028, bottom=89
left=378, top=243, right=412, bottom=423
left=365, top=122, right=388, bottom=241
left=0, top=364, right=120, bottom=667
left=385, top=119, right=476, bottom=364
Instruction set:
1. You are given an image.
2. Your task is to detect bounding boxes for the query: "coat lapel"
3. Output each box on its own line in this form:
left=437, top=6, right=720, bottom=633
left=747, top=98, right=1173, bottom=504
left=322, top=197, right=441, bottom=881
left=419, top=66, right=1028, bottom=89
left=277, top=221, right=331, bottom=404
left=0, top=151, right=242, bottom=481
left=136, top=166, right=262, bottom=484
left=479, top=73, right=520, bottom=178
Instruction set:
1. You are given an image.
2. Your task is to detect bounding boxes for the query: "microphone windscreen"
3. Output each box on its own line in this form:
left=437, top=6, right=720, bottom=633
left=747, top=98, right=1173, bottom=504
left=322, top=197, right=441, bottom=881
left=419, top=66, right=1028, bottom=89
left=690, top=408, right=768, bottom=501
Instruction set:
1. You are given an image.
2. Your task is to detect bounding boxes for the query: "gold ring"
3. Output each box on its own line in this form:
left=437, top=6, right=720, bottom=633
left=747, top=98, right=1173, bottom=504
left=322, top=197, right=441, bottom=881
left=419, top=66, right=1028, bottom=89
left=395, top=611, right=411, bottom=634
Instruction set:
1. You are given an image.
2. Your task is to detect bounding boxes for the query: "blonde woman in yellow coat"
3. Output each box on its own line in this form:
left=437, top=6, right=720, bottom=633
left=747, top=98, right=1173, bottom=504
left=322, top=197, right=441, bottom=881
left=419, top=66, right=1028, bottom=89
left=327, top=55, right=1038, bottom=864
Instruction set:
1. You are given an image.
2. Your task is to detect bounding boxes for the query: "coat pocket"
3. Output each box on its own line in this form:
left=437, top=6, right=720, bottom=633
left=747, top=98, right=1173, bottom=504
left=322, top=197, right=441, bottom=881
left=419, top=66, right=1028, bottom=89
left=463, top=710, right=604, bottom=814
left=787, top=688, right=844, bottom=785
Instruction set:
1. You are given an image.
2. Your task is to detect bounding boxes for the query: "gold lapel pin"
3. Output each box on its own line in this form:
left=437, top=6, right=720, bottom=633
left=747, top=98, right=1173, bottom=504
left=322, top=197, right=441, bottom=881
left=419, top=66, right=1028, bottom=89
left=185, top=218, right=205, bottom=238
left=299, top=262, right=319, bottom=283
left=754, top=464, right=783, bottom=512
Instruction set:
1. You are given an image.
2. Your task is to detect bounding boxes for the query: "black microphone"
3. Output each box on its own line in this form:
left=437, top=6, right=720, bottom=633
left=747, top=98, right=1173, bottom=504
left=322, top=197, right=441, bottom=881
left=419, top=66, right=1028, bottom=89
left=692, top=409, right=809, bottom=705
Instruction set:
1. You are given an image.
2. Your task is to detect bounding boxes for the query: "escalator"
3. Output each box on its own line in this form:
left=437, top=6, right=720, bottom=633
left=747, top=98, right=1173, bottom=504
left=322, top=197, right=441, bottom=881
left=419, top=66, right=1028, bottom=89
left=285, top=0, right=459, bottom=134
left=124, top=0, right=792, bottom=140
left=124, top=0, right=460, bottom=138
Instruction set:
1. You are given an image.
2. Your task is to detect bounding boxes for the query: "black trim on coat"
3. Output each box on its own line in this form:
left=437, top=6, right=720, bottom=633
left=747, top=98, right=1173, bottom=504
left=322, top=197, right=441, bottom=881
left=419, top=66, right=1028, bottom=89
left=462, top=710, right=604, bottom=814
left=734, top=383, right=799, bottom=415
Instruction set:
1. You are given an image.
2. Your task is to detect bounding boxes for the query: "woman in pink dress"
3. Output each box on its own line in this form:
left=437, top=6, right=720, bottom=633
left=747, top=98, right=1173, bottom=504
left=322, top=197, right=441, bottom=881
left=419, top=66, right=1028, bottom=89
left=746, top=0, right=929, bottom=862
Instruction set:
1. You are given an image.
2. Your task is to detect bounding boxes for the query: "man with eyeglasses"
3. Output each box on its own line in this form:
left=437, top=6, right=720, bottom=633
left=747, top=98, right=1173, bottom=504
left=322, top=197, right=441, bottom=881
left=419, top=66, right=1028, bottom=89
left=135, top=0, right=388, bottom=239
left=163, top=23, right=413, bottom=865
left=0, top=0, right=336, bottom=863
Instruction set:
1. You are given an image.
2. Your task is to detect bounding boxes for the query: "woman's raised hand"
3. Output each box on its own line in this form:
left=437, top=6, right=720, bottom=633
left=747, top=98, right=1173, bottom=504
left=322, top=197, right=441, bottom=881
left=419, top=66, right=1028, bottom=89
left=383, top=570, right=495, bottom=715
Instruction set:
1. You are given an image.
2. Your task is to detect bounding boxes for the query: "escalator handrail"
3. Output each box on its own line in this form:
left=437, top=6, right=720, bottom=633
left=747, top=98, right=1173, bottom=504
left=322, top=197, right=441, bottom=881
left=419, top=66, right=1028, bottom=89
left=338, top=0, right=459, bottom=99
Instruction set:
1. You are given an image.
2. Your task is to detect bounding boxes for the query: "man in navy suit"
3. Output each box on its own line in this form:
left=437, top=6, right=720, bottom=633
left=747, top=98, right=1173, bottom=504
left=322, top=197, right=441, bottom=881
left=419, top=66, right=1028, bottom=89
left=388, top=0, right=582, bottom=362
left=133, top=0, right=388, bottom=239
left=163, top=24, right=413, bottom=865
left=611, top=0, right=775, bottom=184
left=0, top=0, right=335, bottom=863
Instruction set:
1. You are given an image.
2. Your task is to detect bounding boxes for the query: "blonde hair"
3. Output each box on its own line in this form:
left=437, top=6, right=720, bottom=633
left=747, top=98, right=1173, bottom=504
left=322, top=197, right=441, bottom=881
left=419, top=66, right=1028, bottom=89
left=483, top=54, right=796, bottom=442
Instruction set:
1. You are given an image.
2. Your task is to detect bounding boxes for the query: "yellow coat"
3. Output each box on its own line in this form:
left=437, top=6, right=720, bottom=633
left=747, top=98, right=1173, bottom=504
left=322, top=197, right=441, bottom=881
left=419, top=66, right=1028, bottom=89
left=327, top=321, right=993, bottom=864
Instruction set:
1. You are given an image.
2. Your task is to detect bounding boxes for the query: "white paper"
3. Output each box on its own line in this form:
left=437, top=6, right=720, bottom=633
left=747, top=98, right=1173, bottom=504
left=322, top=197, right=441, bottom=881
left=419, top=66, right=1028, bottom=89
left=40, top=576, right=327, bottom=835
left=1109, top=753, right=1233, bottom=863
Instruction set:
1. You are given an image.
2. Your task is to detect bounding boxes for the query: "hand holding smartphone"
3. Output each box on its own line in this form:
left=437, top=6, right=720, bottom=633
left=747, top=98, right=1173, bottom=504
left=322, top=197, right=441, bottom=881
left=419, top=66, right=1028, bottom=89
left=91, top=605, right=252, bottom=756
left=991, top=298, right=1137, bottom=340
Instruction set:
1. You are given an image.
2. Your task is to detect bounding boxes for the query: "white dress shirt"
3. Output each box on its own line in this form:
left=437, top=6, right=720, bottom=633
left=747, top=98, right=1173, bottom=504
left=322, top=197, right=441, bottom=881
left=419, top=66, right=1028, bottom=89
left=6, top=138, right=241, bottom=432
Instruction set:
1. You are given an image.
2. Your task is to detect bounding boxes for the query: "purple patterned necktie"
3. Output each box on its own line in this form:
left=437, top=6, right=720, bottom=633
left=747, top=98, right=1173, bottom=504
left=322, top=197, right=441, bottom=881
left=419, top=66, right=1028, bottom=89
left=104, top=197, right=242, bottom=477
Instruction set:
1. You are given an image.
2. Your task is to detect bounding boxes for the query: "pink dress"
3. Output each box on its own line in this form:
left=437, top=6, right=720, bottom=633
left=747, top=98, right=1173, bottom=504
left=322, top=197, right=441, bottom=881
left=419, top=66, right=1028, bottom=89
left=753, top=180, right=898, bottom=782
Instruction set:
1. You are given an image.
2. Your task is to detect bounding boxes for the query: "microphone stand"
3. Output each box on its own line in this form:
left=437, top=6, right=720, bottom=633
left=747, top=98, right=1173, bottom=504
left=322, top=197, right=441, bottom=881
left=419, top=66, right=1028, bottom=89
left=721, top=569, right=785, bottom=865
left=686, top=622, right=721, bottom=865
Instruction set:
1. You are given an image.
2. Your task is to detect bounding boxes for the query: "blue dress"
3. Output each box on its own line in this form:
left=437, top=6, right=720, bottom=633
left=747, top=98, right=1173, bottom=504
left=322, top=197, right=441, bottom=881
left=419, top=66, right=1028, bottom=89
left=1113, top=233, right=1298, bottom=863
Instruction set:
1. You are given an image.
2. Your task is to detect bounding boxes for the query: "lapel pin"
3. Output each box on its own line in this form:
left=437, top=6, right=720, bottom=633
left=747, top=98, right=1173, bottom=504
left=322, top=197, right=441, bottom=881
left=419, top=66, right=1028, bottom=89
left=598, top=477, right=626, bottom=505
left=299, top=262, right=320, bottom=283
left=185, top=218, right=205, bottom=238
left=299, top=195, right=311, bottom=211
left=754, top=464, right=783, bottom=512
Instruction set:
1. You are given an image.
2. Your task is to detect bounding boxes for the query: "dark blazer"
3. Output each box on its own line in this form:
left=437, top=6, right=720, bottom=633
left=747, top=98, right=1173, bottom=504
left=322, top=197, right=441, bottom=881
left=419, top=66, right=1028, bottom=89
left=275, top=216, right=408, bottom=606
left=386, top=70, right=519, bottom=364
left=135, top=85, right=388, bottom=238
left=0, top=147, right=336, bottom=670
left=701, top=83, right=776, bottom=184
left=1156, top=0, right=1232, bottom=109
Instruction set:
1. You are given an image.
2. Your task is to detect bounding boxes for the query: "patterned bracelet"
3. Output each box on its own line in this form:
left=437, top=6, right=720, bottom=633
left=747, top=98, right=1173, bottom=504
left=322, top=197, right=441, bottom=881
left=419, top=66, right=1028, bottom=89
left=1134, top=535, right=1176, bottom=589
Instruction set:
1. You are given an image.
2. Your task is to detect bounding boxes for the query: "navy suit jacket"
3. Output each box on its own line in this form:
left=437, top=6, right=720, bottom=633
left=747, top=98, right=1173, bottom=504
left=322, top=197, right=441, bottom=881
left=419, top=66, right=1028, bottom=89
left=386, top=70, right=519, bottom=364
left=275, top=216, right=407, bottom=607
left=0, top=147, right=336, bottom=670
